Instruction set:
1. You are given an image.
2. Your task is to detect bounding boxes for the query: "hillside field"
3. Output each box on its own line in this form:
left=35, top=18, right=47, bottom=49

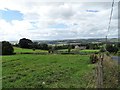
left=14, top=47, right=99, bottom=54
left=2, top=54, right=95, bottom=88
left=14, top=47, right=48, bottom=53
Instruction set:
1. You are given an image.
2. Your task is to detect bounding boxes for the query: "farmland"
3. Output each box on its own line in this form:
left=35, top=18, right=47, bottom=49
left=14, top=47, right=48, bottom=53
left=13, top=47, right=99, bottom=54
left=1, top=44, right=119, bottom=88
left=2, top=54, right=95, bottom=88
left=0, top=0, right=119, bottom=88
left=58, top=49, right=100, bottom=54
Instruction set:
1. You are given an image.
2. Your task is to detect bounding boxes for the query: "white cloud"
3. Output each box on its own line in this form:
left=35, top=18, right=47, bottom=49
left=0, top=1, right=118, bottom=41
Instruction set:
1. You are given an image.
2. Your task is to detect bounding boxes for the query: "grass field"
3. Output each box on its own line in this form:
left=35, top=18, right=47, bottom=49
left=14, top=47, right=47, bottom=53
left=80, top=49, right=99, bottom=54
left=2, top=54, right=95, bottom=88
left=14, top=47, right=99, bottom=54
left=58, top=49, right=99, bottom=54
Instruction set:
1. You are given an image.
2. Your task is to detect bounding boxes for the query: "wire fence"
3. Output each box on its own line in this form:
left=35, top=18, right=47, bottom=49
left=95, top=53, right=118, bottom=88
left=96, top=54, right=103, bottom=88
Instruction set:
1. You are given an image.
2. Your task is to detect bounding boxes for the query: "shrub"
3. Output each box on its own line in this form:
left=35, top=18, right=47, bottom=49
left=105, top=51, right=110, bottom=56
left=68, top=45, right=72, bottom=53
left=90, top=54, right=98, bottom=64
left=32, top=48, right=36, bottom=51
left=117, top=51, right=120, bottom=56
left=100, top=47, right=106, bottom=52
left=2, top=41, right=14, bottom=55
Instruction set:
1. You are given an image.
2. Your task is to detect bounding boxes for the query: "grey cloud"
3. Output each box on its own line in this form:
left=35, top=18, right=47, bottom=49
left=0, top=1, right=118, bottom=41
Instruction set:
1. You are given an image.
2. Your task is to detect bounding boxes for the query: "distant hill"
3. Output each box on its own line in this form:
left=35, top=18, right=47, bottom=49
left=9, top=38, right=118, bottom=45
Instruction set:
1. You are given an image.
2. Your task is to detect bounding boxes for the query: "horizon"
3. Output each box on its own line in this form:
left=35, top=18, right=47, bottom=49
left=1, top=37, right=118, bottom=42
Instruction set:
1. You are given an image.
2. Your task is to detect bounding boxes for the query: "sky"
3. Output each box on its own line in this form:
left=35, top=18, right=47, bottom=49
left=0, top=0, right=119, bottom=41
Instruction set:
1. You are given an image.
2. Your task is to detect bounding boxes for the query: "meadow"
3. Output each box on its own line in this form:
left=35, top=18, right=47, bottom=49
left=58, top=49, right=99, bottom=55
left=2, top=54, right=96, bottom=88
left=14, top=47, right=48, bottom=53
left=2, top=46, right=119, bottom=88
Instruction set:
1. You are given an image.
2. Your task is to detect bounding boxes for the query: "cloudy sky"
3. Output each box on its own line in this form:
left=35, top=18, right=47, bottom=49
left=0, top=0, right=118, bottom=41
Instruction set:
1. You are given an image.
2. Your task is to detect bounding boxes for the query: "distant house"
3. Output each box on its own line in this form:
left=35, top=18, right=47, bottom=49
left=79, top=46, right=86, bottom=50
left=70, top=43, right=81, bottom=45
left=74, top=45, right=86, bottom=50
left=75, top=45, right=80, bottom=50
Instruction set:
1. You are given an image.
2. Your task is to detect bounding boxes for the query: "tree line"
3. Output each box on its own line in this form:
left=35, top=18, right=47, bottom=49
left=1, top=38, right=120, bottom=55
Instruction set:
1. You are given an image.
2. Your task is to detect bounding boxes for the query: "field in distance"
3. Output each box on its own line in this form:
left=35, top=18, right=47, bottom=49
left=14, top=47, right=99, bottom=54
left=14, top=47, right=48, bottom=53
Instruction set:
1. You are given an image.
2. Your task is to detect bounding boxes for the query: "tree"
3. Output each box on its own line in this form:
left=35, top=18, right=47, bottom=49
left=113, top=45, right=119, bottom=53
left=32, top=42, right=39, bottom=50
left=117, top=42, right=120, bottom=49
left=13, top=43, right=19, bottom=47
left=40, top=43, right=48, bottom=50
left=68, top=45, right=72, bottom=53
left=86, top=44, right=90, bottom=49
left=2, top=41, right=14, bottom=55
left=88, top=43, right=100, bottom=49
left=106, top=44, right=118, bottom=53
left=19, top=38, right=33, bottom=48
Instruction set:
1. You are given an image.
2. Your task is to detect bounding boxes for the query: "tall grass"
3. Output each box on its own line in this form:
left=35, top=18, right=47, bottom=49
left=102, top=54, right=118, bottom=88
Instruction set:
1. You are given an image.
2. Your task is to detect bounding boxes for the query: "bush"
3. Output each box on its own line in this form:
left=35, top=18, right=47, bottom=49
left=90, top=54, right=98, bottom=64
left=68, top=45, right=72, bottom=53
left=32, top=48, right=36, bottom=51
left=2, top=41, right=14, bottom=55
left=100, top=47, right=106, bottom=52
left=117, top=51, right=120, bottom=56
left=105, top=51, right=110, bottom=56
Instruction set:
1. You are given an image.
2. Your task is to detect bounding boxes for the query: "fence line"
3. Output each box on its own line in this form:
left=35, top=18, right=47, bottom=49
left=96, top=54, right=104, bottom=88
left=95, top=53, right=118, bottom=88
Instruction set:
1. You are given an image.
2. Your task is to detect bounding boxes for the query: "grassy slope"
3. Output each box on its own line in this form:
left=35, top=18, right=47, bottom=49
left=2, top=54, right=95, bottom=88
left=14, top=47, right=99, bottom=54
left=58, top=49, right=99, bottom=54
left=101, top=54, right=119, bottom=88
left=14, top=47, right=47, bottom=53
left=80, top=49, right=99, bottom=53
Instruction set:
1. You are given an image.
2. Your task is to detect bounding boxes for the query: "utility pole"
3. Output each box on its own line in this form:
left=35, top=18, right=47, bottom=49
left=105, top=0, right=114, bottom=51
left=105, top=36, right=107, bottom=50
left=106, top=36, right=107, bottom=44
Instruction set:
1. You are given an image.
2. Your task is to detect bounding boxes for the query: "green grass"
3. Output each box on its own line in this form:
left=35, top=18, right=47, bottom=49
left=14, top=47, right=47, bottom=53
left=2, top=54, right=95, bottom=88
left=80, top=49, right=99, bottom=53
left=58, top=49, right=100, bottom=54
left=102, top=54, right=119, bottom=88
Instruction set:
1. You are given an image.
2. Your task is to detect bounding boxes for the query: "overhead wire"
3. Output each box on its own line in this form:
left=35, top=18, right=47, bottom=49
left=106, top=0, right=115, bottom=38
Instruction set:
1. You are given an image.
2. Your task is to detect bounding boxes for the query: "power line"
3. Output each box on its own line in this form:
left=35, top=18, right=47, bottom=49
left=106, top=0, right=115, bottom=38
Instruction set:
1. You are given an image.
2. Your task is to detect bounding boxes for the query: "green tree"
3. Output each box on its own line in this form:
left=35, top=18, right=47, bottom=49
left=68, top=45, right=72, bottom=53
left=2, top=41, right=14, bottom=55
left=40, top=43, right=48, bottom=50
left=19, top=38, right=33, bottom=49
left=100, top=46, right=106, bottom=52
left=106, top=44, right=118, bottom=53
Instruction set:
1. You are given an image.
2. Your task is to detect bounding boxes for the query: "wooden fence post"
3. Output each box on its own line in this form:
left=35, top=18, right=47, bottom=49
left=97, top=54, right=103, bottom=88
